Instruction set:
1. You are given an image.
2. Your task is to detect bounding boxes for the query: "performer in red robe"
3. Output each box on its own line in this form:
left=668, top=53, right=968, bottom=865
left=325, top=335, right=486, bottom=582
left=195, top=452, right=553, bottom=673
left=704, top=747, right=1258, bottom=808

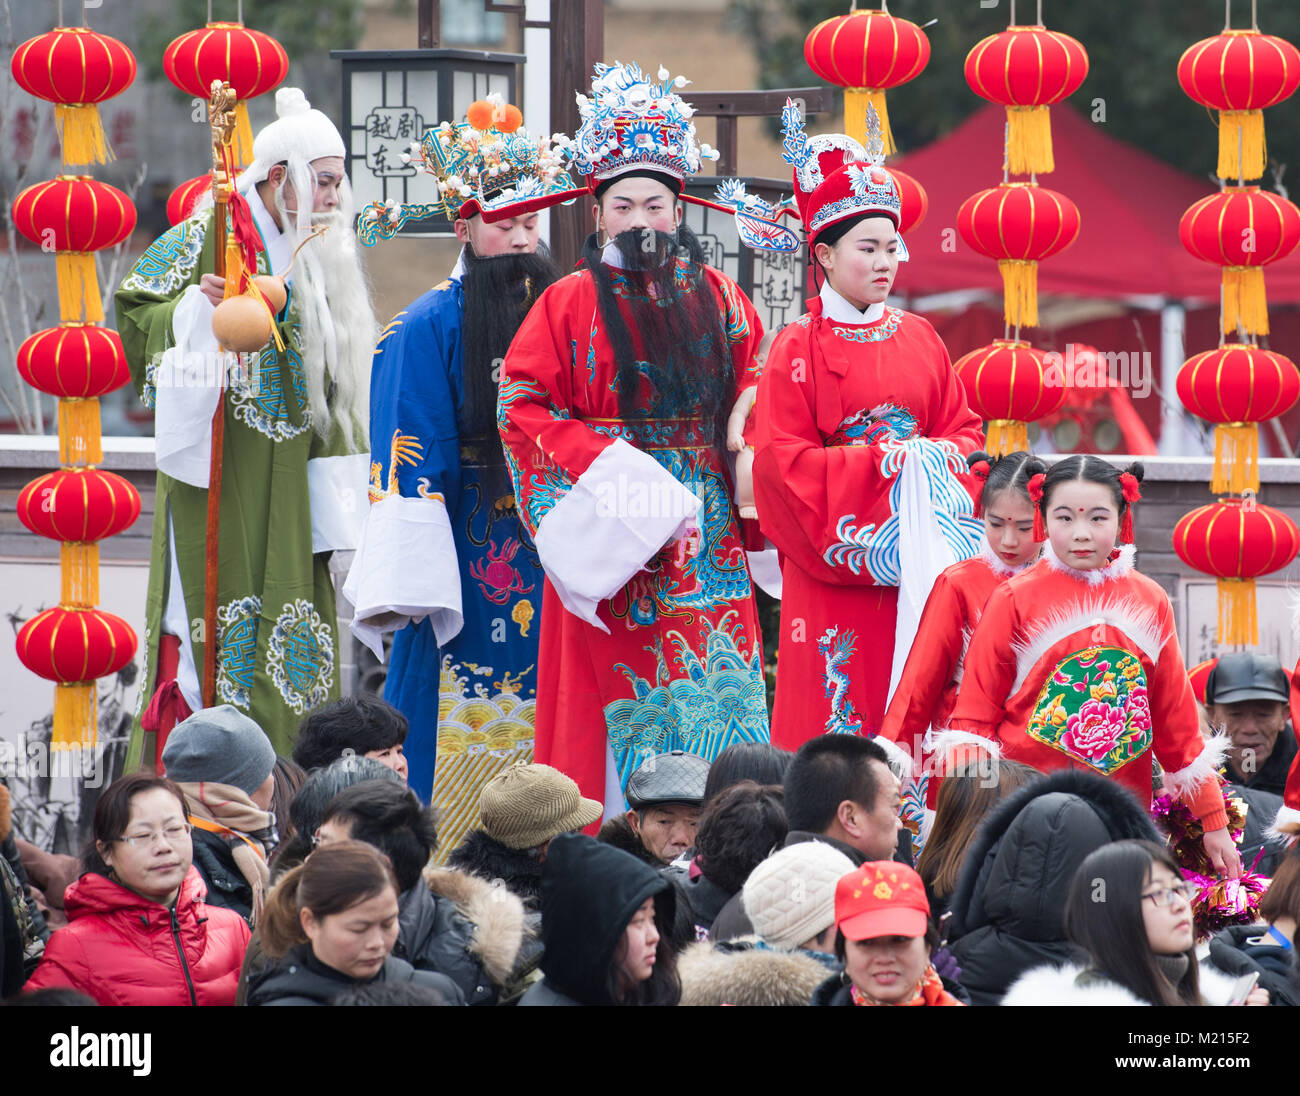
left=1271, top=647, right=1300, bottom=844
left=498, top=62, right=770, bottom=814
left=947, top=455, right=1241, bottom=877
left=751, top=102, right=984, bottom=752
left=878, top=451, right=1039, bottom=823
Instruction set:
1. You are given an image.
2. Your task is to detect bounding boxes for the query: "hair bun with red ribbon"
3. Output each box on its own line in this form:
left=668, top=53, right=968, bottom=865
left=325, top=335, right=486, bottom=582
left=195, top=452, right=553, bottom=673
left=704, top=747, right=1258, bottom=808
left=970, top=460, right=991, bottom=481
left=1028, top=472, right=1047, bottom=542
left=1118, top=472, right=1141, bottom=543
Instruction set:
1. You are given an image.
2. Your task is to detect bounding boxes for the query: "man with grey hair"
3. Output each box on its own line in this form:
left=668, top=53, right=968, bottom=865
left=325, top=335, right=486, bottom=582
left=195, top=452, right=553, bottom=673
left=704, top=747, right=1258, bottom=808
left=116, top=88, right=379, bottom=766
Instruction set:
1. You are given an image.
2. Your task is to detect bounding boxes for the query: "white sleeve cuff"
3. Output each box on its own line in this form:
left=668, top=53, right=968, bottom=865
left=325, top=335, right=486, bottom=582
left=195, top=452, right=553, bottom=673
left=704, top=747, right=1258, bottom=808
left=343, top=493, right=463, bottom=660
left=872, top=735, right=916, bottom=781
left=308, top=454, right=370, bottom=553
left=929, top=728, right=1002, bottom=769
left=534, top=437, right=701, bottom=633
left=154, top=285, right=222, bottom=487
left=1266, top=805, right=1300, bottom=848
left=1162, top=732, right=1229, bottom=801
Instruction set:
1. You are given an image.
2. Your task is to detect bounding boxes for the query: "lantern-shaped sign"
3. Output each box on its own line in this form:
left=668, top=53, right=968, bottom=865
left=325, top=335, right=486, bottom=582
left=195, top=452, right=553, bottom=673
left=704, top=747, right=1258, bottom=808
left=1173, top=498, right=1300, bottom=645
left=954, top=339, right=1067, bottom=455
left=1179, top=186, right=1300, bottom=336
left=957, top=182, right=1081, bottom=328
left=1178, top=31, right=1300, bottom=182
left=804, top=7, right=930, bottom=156
left=11, top=26, right=137, bottom=166
left=12, top=176, right=137, bottom=324
left=965, top=25, right=1089, bottom=175
left=884, top=166, right=928, bottom=235
left=163, top=22, right=289, bottom=164
left=1177, top=345, right=1300, bottom=493
left=167, top=174, right=213, bottom=227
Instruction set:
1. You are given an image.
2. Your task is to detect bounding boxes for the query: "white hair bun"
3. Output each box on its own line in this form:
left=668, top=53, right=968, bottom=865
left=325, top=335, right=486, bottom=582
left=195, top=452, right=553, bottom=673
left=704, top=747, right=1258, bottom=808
left=275, top=87, right=312, bottom=119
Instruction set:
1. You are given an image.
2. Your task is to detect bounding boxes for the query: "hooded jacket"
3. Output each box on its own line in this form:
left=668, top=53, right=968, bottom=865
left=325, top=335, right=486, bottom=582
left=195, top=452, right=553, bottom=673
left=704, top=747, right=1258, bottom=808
left=245, top=943, right=463, bottom=1005
left=945, top=768, right=1161, bottom=1006
left=678, top=936, right=836, bottom=1006
left=23, top=866, right=250, bottom=1006
left=1001, top=961, right=1239, bottom=1006
left=597, top=814, right=697, bottom=950
left=519, top=833, right=673, bottom=1006
left=447, top=829, right=545, bottom=909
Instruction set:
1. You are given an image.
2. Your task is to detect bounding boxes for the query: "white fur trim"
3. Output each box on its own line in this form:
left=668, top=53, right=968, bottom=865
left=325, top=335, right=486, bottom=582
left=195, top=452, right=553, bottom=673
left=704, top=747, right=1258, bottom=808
left=1010, top=593, right=1168, bottom=695
left=1042, top=539, right=1136, bottom=584
left=951, top=622, right=975, bottom=687
left=1162, top=733, right=1229, bottom=801
left=1266, top=804, right=1300, bottom=848
left=534, top=437, right=700, bottom=634
left=978, top=538, right=1036, bottom=579
left=343, top=493, right=463, bottom=659
left=872, top=735, right=916, bottom=780
left=1001, top=964, right=1147, bottom=1007
left=929, top=728, right=1001, bottom=767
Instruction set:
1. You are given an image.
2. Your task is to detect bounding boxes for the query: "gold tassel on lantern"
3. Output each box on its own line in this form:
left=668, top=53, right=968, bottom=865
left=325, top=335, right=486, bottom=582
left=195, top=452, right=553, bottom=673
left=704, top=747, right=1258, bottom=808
left=55, top=252, right=104, bottom=323
left=1222, top=267, right=1269, bottom=335
left=999, top=259, right=1039, bottom=328
left=845, top=89, right=895, bottom=154
left=58, top=398, right=103, bottom=466
left=233, top=101, right=255, bottom=167
left=53, top=680, right=97, bottom=750
left=1211, top=422, right=1259, bottom=495
left=1218, top=110, right=1266, bottom=182
left=985, top=419, right=1030, bottom=457
left=1217, top=576, right=1258, bottom=646
left=1006, top=105, right=1054, bottom=175
left=60, top=542, right=100, bottom=607
left=54, top=103, right=115, bottom=167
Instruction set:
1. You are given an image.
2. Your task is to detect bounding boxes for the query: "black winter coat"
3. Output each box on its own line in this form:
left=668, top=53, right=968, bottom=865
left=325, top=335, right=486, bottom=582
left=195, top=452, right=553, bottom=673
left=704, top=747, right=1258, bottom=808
left=396, top=881, right=496, bottom=1005
left=245, top=944, right=463, bottom=1006
left=597, top=815, right=696, bottom=951
left=189, top=826, right=255, bottom=923
left=1207, top=924, right=1300, bottom=1007
left=945, top=768, right=1161, bottom=1006
left=447, top=829, right=545, bottom=910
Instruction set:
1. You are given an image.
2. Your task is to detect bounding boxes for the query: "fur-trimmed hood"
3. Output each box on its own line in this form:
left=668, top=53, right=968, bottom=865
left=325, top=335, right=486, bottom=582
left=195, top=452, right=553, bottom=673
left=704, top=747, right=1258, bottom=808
left=420, top=865, right=528, bottom=991
left=678, top=937, right=835, bottom=1007
left=1002, top=961, right=1238, bottom=1007
left=446, top=829, right=544, bottom=907
left=946, top=768, right=1161, bottom=1005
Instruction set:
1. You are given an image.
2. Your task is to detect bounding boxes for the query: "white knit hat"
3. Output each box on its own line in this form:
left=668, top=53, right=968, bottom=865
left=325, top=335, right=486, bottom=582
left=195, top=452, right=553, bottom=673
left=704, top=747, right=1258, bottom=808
left=743, top=841, right=856, bottom=950
left=241, top=87, right=346, bottom=186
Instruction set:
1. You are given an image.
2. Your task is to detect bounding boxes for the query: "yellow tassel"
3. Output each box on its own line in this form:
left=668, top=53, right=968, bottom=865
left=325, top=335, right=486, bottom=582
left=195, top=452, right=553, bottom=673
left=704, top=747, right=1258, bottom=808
left=845, top=88, right=895, bottom=154
left=58, top=398, right=102, bottom=466
left=985, top=420, right=1030, bottom=457
left=234, top=101, right=255, bottom=168
left=55, top=252, right=103, bottom=324
left=1211, top=423, right=1259, bottom=495
left=54, top=103, right=114, bottom=167
left=1006, top=105, right=1054, bottom=175
left=999, top=259, right=1039, bottom=328
left=61, top=542, right=100, bottom=607
left=52, top=681, right=96, bottom=749
left=1218, top=110, right=1266, bottom=182
left=1217, top=576, right=1257, bottom=646
left=1222, top=266, right=1269, bottom=336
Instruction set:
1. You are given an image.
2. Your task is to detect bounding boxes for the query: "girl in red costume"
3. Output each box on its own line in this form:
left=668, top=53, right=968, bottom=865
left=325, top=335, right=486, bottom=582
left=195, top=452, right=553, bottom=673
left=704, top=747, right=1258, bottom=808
left=946, top=454, right=1241, bottom=877
left=877, top=450, right=1040, bottom=822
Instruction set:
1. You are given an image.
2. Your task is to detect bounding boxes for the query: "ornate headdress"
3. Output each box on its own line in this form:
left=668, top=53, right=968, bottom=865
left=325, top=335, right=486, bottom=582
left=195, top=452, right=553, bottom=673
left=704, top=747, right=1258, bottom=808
left=561, top=61, right=718, bottom=190
left=358, top=95, right=582, bottom=245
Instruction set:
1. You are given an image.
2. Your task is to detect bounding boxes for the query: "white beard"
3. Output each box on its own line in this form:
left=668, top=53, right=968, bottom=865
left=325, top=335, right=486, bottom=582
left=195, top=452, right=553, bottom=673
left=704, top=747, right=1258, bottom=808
left=272, top=168, right=376, bottom=452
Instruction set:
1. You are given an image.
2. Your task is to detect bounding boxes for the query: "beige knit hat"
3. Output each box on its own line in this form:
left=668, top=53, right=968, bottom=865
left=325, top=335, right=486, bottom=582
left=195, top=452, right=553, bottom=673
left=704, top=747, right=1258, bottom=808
left=743, top=840, right=856, bottom=950
left=479, top=763, right=603, bottom=850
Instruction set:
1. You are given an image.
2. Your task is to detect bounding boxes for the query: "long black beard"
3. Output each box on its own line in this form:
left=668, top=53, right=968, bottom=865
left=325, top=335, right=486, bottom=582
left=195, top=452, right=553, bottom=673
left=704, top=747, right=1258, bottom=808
left=460, top=242, right=562, bottom=499
left=584, top=224, right=733, bottom=456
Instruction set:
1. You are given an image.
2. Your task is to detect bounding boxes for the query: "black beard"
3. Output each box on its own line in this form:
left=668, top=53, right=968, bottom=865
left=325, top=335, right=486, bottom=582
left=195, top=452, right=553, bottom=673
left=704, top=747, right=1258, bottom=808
left=460, top=242, right=562, bottom=498
left=584, top=223, right=733, bottom=455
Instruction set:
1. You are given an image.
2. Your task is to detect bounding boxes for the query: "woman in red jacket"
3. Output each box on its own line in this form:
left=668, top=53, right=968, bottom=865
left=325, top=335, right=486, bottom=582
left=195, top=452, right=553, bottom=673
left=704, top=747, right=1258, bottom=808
left=24, top=773, right=250, bottom=1005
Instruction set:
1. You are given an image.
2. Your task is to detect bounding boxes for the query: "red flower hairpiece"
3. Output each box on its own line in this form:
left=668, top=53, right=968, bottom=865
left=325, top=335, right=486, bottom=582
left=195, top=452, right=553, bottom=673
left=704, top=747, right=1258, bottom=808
left=1026, top=472, right=1046, bottom=502
left=1027, top=473, right=1048, bottom=542
left=1118, top=472, right=1141, bottom=542
left=970, top=460, right=991, bottom=481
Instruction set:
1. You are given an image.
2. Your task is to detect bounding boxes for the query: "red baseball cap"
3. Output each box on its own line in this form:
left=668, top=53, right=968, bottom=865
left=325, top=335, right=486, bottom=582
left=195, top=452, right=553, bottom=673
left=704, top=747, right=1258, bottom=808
left=834, top=862, right=930, bottom=941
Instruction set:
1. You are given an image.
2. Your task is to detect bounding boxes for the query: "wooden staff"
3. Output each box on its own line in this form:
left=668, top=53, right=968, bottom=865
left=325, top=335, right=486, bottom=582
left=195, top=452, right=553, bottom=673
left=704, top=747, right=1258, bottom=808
left=203, top=81, right=238, bottom=708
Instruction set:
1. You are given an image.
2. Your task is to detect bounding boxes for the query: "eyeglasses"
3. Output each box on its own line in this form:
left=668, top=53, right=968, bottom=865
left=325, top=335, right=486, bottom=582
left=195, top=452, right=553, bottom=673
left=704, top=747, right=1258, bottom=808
left=1141, top=883, right=1195, bottom=909
left=113, top=823, right=192, bottom=849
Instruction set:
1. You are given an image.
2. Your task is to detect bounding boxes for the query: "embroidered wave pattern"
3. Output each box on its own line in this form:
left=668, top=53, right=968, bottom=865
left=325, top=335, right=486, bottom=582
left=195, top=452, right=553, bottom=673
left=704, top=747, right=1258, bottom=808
left=120, top=215, right=207, bottom=296
left=826, top=402, right=918, bottom=448
left=227, top=341, right=312, bottom=442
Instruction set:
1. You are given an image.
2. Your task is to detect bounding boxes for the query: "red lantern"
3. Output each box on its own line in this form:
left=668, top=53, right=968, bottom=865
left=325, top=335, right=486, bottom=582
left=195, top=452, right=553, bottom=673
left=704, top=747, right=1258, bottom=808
left=804, top=8, right=930, bottom=155
left=16, top=606, right=137, bottom=683
left=884, top=167, right=927, bottom=234
left=1173, top=498, right=1300, bottom=645
left=17, top=468, right=141, bottom=543
left=167, top=174, right=213, bottom=226
left=1177, top=345, right=1300, bottom=493
left=17, top=325, right=130, bottom=398
left=1180, top=186, right=1300, bottom=336
left=11, top=26, right=137, bottom=165
left=12, top=176, right=137, bottom=324
left=163, top=22, right=289, bottom=164
left=957, top=182, right=1081, bottom=327
left=1178, top=31, right=1300, bottom=181
left=965, top=25, right=1089, bottom=175
left=954, top=339, right=1067, bottom=455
